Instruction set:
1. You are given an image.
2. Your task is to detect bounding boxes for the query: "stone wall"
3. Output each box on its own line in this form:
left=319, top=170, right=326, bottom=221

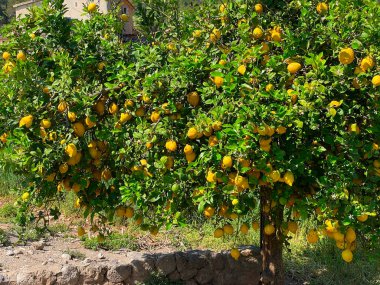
left=0, top=246, right=262, bottom=285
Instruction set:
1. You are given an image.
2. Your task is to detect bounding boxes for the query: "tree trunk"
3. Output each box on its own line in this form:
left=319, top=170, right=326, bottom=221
left=259, top=187, right=285, bottom=285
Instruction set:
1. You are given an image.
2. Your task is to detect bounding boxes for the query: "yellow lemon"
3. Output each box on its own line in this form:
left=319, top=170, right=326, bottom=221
left=341, top=249, right=353, bottom=263
left=307, top=229, right=319, bottom=243
left=230, top=248, right=240, bottom=260
left=187, top=127, right=198, bottom=139
left=287, top=62, right=302, bottom=74
left=240, top=223, right=249, bottom=234
left=252, top=27, right=263, bottom=39
left=283, top=171, right=294, bottom=186
left=73, top=122, right=85, bottom=137
left=204, top=206, right=215, bottom=218
left=345, top=228, right=356, bottom=243
left=120, top=112, right=133, bottom=123
left=150, top=111, right=161, bottom=123
left=59, top=163, right=69, bottom=174
left=214, top=76, right=224, bottom=88
left=255, top=3, right=263, bottom=14
left=120, top=13, right=129, bottom=22
left=372, top=75, right=380, bottom=87
left=77, top=226, right=86, bottom=237
left=238, top=65, right=246, bottom=75
left=264, top=224, right=275, bottom=235
left=214, top=228, right=224, bottom=238
left=65, top=143, right=77, bottom=158
left=40, top=119, right=51, bottom=129
left=339, top=48, right=355, bottom=65
left=360, top=56, right=375, bottom=71
left=222, top=155, right=233, bottom=169
left=316, top=2, right=328, bottom=14
left=187, top=91, right=200, bottom=107
left=58, top=101, right=68, bottom=113
left=67, top=112, right=76, bottom=122
left=357, top=214, right=368, bottom=222
left=21, top=192, right=30, bottom=201
left=87, top=3, right=97, bottom=12
left=252, top=221, right=260, bottom=231
left=165, top=140, right=177, bottom=152
left=288, top=221, right=298, bottom=234
left=223, top=224, right=234, bottom=235
left=185, top=152, right=196, bottom=163
left=2, top=51, right=10, bottom=60
left=19, top=115, right=33, bottom=128
left=17, top=51, right=26, bottom=61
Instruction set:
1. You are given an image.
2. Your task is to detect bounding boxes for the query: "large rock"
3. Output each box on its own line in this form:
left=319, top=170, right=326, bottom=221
left=155, top=253, right=176, bottom=275
left=16, top=272, right=37, bottom=285
left=80, top=264, right=107, bottom=284
left=126, top=252, right=155, bottom=284
left=106, top=264, right=132, bottom=283
left=58, top=265, right=80, bottom=285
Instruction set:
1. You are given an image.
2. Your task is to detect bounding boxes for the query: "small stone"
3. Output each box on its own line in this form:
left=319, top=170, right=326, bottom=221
left=98, top=252, right=105, bottom=259
left=48, top=258, right=54, bottom=262
left=83, top=258, right=92, bottom=264
left=42, top=261, right=48, bottom=265
left=14, top=249, right=23, bottom=255
left=61, top=253, right=72, bottom=260
left=32, top=242, right=44, bottom=250
left=6, top=250, right=14, bottom=256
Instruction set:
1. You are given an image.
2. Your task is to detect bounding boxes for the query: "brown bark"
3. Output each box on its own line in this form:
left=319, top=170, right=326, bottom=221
left=259, top=187, right=285, bottom=285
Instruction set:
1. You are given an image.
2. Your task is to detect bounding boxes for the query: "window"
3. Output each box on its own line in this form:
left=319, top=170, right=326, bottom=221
left=122, top=7, right=128, bottom=14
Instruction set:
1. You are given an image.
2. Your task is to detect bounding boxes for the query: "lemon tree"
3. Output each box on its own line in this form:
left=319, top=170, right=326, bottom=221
left=0, top=0, right=379, bottom=284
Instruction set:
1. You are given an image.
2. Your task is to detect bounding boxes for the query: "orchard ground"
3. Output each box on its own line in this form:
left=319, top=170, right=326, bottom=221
left=0, top=170, right=379, bottom=285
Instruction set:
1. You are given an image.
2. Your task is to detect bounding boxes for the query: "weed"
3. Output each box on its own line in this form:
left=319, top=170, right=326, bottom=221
left=0, top=228, right=10, bottom=246
left=137, top=272, right=183, bottom=285
left=0, top=202, right=17, bottom=223
left=63, top=249, right=86, bottom=260
left=83, top=233, right=139, bottom=251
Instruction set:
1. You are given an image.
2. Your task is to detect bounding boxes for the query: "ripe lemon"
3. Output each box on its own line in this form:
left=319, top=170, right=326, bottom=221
left=185, top=152, right=196, bottom=162
left=120, top=13, right=129, bottom=22
left=232, top=199, right=239, bottom=206
left=184, top=144, right=193, bottom=155
left=77, top=226, right=86, bottom=237
left=276, top=126, right=286, bottom=134
left=85, top=116, right=96, bottom=128
left=222, top=155, right=233, bottom=169
left=372, top=75, right=380, bottom=87
left=59, top=163, right=69, bottom=174
left=125, top=207, right=134, bottom=218
left=150, top=111, right=161, bottom=123
left=283, top=171, right=294, bottom=186
left=206, top=170, right=216, bottom=183
left=252, top=27, right=263, bottom=39
left=287, top=221, right=298, bottom=234
left=65, top=143, right=77, bottom=158
left=214, top=76, right=224, bottom=88
left=265, top=83, right=274, bottom=92
left=58, top=101, right=68, bottom=113
left=271, top=31, right=281, bottom=42
left=252, top=221, right=259, bottom=231
left=17, top=51, right=26, bottom=61
left=120, top=112, right=133, bottom=123
left=193, top=30, right=202, bottom=38
left=115, top=206, right=126, bottom=217
left=338, top=48, right=355, bottom=65
left=21, top=192, right=30, bottom=201
left=72, top=122, right=85, bottom=137
left=19, top=115, right=33, bottom=128
left=345, top=228, right=356, bottom=243
left=357, top=214, right=368, bottom=222
left=187, top=91, right=200, bottom=107
left=187, top=127, right=198, bottom=139
left=165, top=140, right=177, bottom=152
left=223, top=224, right=234, bottom=235
left=87, top=3, right=97, bottom=13
left=240, top=223, right=249, bottom=234
left=40, top=119, right=51, bottom=129
left=307, top=229, right=319, bottom=243
left=67, top=112, right=76, bottom=122
left=108, top=103, right=119, bottom=114
left=204, top=206, right=215, bottom=218
left=2, top=51, right=10, bottom=60
left=72, top=183, right=80, bottom=193
left=255, top=3, right=263, bottom=14
left=316, top=2, right=328, bottom=14
left=264, top=224, right=275, bottom=235
left=360, top=56, right=374, bottom=71
left=287, top=62, right=302, bottom=74
left=333, top=231, right=345, bottom=242
left=238, top=65, right=246, bottom=75
left=341, top=249, right=353, bottom=263
left=101, top=168, right=112, bottom=180
left=230, top=248, right=240, bottom=260
left=214, top=228, right=224, bottom=238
